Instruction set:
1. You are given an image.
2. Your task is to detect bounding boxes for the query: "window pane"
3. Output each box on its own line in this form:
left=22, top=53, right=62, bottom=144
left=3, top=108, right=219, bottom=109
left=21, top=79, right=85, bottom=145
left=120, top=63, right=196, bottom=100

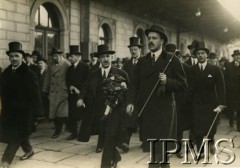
left=34, top=31, right=43, bottom=56
left=47, top=32, right=58, bottom=54
left=99, top=27, right=105, bottom=44
left=40, top=5, right=48, bottom=27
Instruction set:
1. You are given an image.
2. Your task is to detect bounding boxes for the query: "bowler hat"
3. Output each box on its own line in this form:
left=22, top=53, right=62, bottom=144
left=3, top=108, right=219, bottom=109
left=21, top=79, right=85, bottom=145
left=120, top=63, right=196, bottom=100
left=128, top=37, right=142, bottom=48
left=37, top=56, right=47, bottom=63
left=145, top=24, right=168, bottom=43
left=90, top=52, right=97, bottom=57
left=231, top=50, right=240, bottom=57
left=166, top=44, right=177, bottom=52
left=68, top=45, right=81, bottom=55
left=31, top=50, right=41, bottom=57
left=208, top=52, right=217, bottom=59
left=6, top=41, right=25, bottom=56
left=96, top=44, right=115, bottom=57
left=24, top=53, right=31, bottom=58
left=49, top=47, right=63, bottom=55
left=187, top=40, right=199, bottom=50
left=193, top=41, right=209, bottom=55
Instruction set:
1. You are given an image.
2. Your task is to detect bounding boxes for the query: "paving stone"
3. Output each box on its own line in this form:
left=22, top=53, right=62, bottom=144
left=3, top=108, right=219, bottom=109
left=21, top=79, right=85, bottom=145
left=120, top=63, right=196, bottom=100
left=62, top=144, right=95, bottom=155
left=34, top=141, right=75, bottom=151
left=10, top=160, right=75, bottom=168
left=32, top=151, right=75, bottom=163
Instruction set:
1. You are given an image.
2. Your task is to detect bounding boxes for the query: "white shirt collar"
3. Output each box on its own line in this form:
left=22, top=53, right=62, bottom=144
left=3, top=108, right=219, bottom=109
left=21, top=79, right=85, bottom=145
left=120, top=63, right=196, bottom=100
left=73, top=60, right=80, bottom=68
left=151, top=48, right=162, bottom=61
left=198, top=61, right=207, bottom=70
left=191, top=57, right=198, bottom=65
left=101, top=65, right=111, bottom=77
left=12, top=62, right=22, bottom=70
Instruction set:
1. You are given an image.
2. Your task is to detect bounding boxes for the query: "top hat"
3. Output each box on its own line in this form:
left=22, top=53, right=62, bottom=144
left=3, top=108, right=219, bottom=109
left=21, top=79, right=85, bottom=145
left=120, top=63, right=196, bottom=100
left=49, top=47, right=63, bottom=55
left=208, top=52, right=217, bottom=59
left=231, top=50, right=240, bottom=57
left=68, top=45, right=81, bottom=55
left=96, top=44, right=115, bottom=57
left=166, top=44, right=177, bottom=52
left=187, top=40, right=199, bottom=50
left=128, top=37, right=142, bottom=48
left=31, top=50, right=41, bottom=57
left=6, top=41, right=25, bottom=56
left=145, top=24, right=168, bottom=43
left=193, top=41, right=209, bottom=55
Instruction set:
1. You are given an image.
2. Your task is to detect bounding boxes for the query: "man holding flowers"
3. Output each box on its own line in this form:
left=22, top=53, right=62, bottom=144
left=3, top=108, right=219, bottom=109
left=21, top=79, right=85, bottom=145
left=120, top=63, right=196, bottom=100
left=77, top=44, right=128, bottom=168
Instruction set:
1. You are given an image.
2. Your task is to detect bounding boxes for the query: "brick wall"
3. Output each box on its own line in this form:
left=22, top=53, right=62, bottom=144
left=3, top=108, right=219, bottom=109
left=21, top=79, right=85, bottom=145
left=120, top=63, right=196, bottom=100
left=69, top=0, right=80, bottom=46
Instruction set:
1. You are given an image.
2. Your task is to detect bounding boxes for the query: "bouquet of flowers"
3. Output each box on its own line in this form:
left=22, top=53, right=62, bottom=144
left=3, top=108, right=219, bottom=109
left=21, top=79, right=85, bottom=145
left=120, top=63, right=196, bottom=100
left=102, top=74, right=127, bottom=116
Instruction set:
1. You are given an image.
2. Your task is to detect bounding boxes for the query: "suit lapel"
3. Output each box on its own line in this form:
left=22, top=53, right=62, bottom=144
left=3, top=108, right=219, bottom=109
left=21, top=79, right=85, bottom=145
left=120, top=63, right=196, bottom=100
left=143, top=51, right=169, bottom=78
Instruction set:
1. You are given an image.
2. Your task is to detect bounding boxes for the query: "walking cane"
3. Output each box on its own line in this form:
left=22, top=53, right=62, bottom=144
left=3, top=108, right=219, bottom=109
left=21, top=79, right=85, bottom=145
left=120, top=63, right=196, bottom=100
left=206, top=106, right=226, bottom=138
left=138, top=54, right=175, bottom=118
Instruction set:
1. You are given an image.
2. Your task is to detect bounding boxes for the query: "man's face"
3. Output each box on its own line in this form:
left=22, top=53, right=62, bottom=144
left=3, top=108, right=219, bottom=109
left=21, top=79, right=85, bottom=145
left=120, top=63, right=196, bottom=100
left=32, top=55, right=38, bottom=63
left=195, top=50, right=208, bottom=63
left=208, top=58, right=218, bottom=65
left=24, top=56, right=32, bottom=64
left=147, top=32, right=164, bottom=52
left=9, top=52, right=23, bottom=67
left=91, top=57, right=98, bottom=63
left=71, top=54, right=81, bottom=64
left=99, top=54, right=112, bottom=68
left=38, top=61, right=46, bottom=70
left=233, top=54, right=240, bottom=62
left=129, top=46, right=141, bottom=59
left=52, top=54, right=61, bottom=64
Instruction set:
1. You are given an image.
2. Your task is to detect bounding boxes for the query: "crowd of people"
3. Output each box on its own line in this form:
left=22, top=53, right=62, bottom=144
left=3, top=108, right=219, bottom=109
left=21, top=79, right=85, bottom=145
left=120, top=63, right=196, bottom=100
left=0, top=23, right=240, bottom=168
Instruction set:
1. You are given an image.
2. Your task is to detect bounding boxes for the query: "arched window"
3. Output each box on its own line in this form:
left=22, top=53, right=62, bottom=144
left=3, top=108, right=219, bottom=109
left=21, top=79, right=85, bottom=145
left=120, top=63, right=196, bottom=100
left=136, top=28, right=146, bottom=54
left=34, top=3, right=60, bottom=59
left=98, top=23, right=112, bottom=45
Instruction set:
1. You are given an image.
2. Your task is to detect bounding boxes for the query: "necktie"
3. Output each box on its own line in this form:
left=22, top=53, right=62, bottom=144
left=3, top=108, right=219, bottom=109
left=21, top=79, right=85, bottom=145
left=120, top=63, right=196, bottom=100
left=200, top=64, right=203, bottom=71
left=133, top=59, right=137, bottom=66
left=152, top=54, right=155, bottom=65
left=103, top=70, right=107, bottom=79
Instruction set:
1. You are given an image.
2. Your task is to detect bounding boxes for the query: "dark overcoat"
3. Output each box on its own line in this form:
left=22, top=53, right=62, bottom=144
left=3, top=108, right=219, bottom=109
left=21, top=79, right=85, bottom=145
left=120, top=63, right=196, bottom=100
left=190, top=63, right=225, bottom=136
left=122, top=58, right=138, bottom=128
left=66, top=62, right=90, bottom=119
left=78, top=67, right=128, bottom=142
left=225, top=61, right=240, bottom=111
left=0, top=63, right=42, bottom=141
left=174, top=62, right=192, bottom=131
left=127, top=50, right=188, bottom=151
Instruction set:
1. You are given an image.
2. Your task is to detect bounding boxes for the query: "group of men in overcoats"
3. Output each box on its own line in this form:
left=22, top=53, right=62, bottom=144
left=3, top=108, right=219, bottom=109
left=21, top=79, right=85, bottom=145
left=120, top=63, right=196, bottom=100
left=1, top=22, right=238, bottom=168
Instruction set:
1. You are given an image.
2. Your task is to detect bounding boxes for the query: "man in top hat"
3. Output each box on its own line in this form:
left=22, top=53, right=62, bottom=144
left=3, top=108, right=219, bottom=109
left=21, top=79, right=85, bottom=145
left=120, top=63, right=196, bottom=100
left=24, top=52, right=40, bottom=78
left=189, top=41, right=225, bottom=157
left=186, top=40, right=199, bottom=66
left=225, top=50, right=240, bottom=130
left=89, top=52, right=101, bottom=71
left=42, top=47, right=71, bottom=138
left=0, top=41, right=43, bottom=168
left=65, top=45, right=90, bottom=140
left=31, top=50, right=41, bottom=65
left=122, top=36, right=143, bottom=152
left=207, top=52, right=218, bottom=66
left=126, top=24, right=188, bottom=168
left=77, top=44, right=128, bottom=168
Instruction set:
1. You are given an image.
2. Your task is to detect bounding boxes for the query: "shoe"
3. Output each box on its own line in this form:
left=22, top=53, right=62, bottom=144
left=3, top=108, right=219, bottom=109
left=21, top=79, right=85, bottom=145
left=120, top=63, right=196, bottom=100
left=176, top=151, right=183, bottom=159
left=111, top=152, right=121, bottom=168
left=161, top=164, right=170, bottom=168
left=52, top=132, right=60, bottom=138
left=96, top=147, right=103, bottom=153
left=66, top=134, right=77, bottom=140
left=0, top=161, right=10, bottom=168
left=120, top=143, right=129, bottom=153
left=20, top=150, right=34, bottom=160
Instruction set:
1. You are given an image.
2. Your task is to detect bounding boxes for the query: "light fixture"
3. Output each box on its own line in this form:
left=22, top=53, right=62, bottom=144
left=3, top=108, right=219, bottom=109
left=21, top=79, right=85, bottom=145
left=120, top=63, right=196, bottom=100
left=223, top=27, right=228, bottom=32
left=195, top=8, right=201, bottom=17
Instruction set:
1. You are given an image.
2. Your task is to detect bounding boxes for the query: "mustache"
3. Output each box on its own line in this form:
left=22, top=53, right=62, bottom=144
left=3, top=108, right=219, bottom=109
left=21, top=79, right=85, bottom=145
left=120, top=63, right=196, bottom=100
left=148, top=42, right=154, bottom=46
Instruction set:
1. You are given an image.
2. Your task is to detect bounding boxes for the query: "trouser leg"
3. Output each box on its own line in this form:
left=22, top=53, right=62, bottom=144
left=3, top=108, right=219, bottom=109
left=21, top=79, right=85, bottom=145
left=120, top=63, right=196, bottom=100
left=21, top=137, right=33, bottom=153
left=1, top=140, right=20, bottom=164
